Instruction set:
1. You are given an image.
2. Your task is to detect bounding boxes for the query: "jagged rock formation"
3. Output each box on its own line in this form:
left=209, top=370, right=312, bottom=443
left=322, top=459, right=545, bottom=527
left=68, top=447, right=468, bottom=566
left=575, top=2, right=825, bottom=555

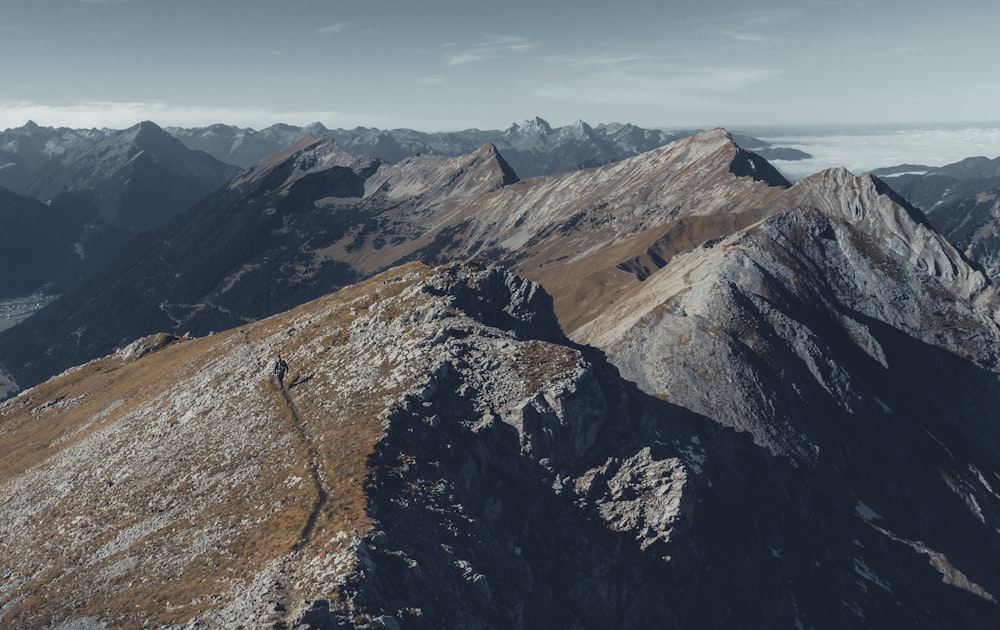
left=2, top=262, right=997, bottom=629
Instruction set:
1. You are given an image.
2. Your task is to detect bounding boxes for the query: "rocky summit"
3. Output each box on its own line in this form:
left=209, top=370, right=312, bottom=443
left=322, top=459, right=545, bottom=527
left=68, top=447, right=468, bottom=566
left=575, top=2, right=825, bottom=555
left=1, top=128, right=1000, bottom=628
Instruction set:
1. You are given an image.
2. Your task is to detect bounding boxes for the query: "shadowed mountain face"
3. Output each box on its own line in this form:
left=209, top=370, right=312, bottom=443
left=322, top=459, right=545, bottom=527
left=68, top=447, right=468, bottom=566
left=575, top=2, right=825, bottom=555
left=18, top=121, right=240, bottom=232
left=874, top=156, right=1000, bottom=212
left=0, top=120, right=239, bottom=231
left=2, top=262, right=997, bottom=629
left=0, top=121, right=241, bottom=303
left=925, top=188, right=1000, bottom=284
left=0, top=188, right=90, bottom=298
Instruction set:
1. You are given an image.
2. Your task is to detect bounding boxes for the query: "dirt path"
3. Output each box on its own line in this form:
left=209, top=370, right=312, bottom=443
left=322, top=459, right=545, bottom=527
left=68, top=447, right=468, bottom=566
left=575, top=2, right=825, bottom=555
left=275, top=377, right=329, bottom=551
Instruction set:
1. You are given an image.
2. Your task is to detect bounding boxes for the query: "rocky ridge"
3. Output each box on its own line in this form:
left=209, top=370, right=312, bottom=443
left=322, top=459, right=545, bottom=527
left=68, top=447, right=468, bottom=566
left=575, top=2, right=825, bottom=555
left=3, top=262, right=997, bottom=628
left=873, top=155, right=1000, bottom=286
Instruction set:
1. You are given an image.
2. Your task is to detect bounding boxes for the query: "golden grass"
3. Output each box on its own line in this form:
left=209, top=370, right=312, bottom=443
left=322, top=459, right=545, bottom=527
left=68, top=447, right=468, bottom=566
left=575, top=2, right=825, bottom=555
left=0, top=334, right=200, bottom=481
left=526, top=208, right=773, bottom=334
left=514, top=340, right=581, bottom=396
left=0, top=262, right=436, bottom=627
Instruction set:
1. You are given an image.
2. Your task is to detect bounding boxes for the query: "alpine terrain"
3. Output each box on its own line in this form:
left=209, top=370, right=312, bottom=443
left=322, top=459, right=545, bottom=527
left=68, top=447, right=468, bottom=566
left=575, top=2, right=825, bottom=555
left=1, top=128, right=999, bottom=628
left=875, top=156, right=1000, bottom=287
left=0, top=120, right=240, bottom=309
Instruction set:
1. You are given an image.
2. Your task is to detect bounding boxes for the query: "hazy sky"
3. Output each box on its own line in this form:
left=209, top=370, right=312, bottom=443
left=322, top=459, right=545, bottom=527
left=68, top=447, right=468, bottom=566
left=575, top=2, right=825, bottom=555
left=1, top=0, right=998, bottom=131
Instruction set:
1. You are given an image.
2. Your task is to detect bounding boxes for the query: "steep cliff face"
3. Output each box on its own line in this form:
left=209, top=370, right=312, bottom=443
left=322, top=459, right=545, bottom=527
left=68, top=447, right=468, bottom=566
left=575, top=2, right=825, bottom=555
left=872, top=155, right=1000, bottom=288
left=923, top=188, right=1000, bottom=287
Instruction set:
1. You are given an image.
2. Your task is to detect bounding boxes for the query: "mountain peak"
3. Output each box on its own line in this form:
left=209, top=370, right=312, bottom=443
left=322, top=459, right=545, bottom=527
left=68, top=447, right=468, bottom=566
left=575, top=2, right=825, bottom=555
left=126, top=120, right=173, bottom=145
left=788, top=166, right=989, bottom=299
left=229, top=135, right=360, bottom=193
left=507, top=116, right=553, bottom=136
left=469, top=142, right=520, bottom=187
left=365, top=142, right=520, bottom=202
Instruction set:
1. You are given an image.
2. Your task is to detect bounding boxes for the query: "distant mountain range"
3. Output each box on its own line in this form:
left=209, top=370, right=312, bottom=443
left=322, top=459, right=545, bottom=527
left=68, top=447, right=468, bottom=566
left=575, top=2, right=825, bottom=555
left=166, top=116, right=811, bottom=179
left=0, top=117, right=806, bottom=300
left=0, top=120, right=239, bottom=298
left=2, top=127, right=999, bottom=627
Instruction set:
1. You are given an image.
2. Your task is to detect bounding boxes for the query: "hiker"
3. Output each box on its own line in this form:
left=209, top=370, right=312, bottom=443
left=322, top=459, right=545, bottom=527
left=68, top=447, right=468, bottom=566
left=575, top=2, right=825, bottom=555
left=274, top=355, right=289, bottom=390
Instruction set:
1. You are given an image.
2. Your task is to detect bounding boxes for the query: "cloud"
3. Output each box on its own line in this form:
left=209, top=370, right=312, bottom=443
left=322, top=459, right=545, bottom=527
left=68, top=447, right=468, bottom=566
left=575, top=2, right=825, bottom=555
left=0, top=101, right=394, bottom=131
left=532, top=65, right=782, bottom=107
left=319, top=22, right=351, bottom=34
left=721, top=30, right=770, bottom=44
left=446, top=35, right=535, bottom=66
left=417, top=76, right=447, bottom=86
left=546, top=54, right=672, bottom=68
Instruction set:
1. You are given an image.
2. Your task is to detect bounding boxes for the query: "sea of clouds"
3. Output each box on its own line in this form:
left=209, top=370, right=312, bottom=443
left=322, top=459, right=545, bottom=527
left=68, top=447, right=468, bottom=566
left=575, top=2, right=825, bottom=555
left=739, top=123, right=1000, bottom=182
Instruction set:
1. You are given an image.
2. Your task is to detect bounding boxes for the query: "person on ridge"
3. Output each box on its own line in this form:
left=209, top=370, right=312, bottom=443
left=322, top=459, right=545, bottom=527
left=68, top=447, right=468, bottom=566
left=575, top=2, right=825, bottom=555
left=274, top=354, right=289, bottom=391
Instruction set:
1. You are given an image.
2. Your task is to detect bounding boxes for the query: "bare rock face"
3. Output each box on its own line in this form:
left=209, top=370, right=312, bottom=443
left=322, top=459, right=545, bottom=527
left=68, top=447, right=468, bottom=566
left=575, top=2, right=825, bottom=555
left=926, top=188, right=1000, bottom=288
left=571, top=163, right=1000, bottom=626
left=576, top=166, right=1000, bottom=454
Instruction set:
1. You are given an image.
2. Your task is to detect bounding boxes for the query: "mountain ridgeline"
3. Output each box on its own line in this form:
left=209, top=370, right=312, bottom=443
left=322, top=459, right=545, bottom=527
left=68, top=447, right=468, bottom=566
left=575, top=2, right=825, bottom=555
left=165, top=116, right=810, bottom=179
left=1, top=127, right=1000, bottom=628
left=875, top=156, right=1000, bottom=288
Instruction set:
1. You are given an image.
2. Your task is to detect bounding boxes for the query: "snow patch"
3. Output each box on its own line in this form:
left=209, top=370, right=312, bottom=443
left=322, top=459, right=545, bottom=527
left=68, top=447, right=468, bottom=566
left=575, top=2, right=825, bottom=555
left=854, top=500, right=881, bottom=521
left=854, top=556, right=892, bottom=593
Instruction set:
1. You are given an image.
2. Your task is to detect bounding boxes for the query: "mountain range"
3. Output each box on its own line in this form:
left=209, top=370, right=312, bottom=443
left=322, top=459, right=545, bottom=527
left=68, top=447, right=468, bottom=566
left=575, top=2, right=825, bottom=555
left=0, top=118, right=804, bottom=303
left=1, top=124, right=999, bottom=628
left=166, top=116, right=810, bottom=179
left=0, top=121, right=240, bottom=304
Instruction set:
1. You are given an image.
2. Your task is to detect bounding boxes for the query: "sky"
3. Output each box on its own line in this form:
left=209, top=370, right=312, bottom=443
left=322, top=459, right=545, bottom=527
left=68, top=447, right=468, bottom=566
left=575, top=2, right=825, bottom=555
left=1, top=0, right=999, bottom=132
